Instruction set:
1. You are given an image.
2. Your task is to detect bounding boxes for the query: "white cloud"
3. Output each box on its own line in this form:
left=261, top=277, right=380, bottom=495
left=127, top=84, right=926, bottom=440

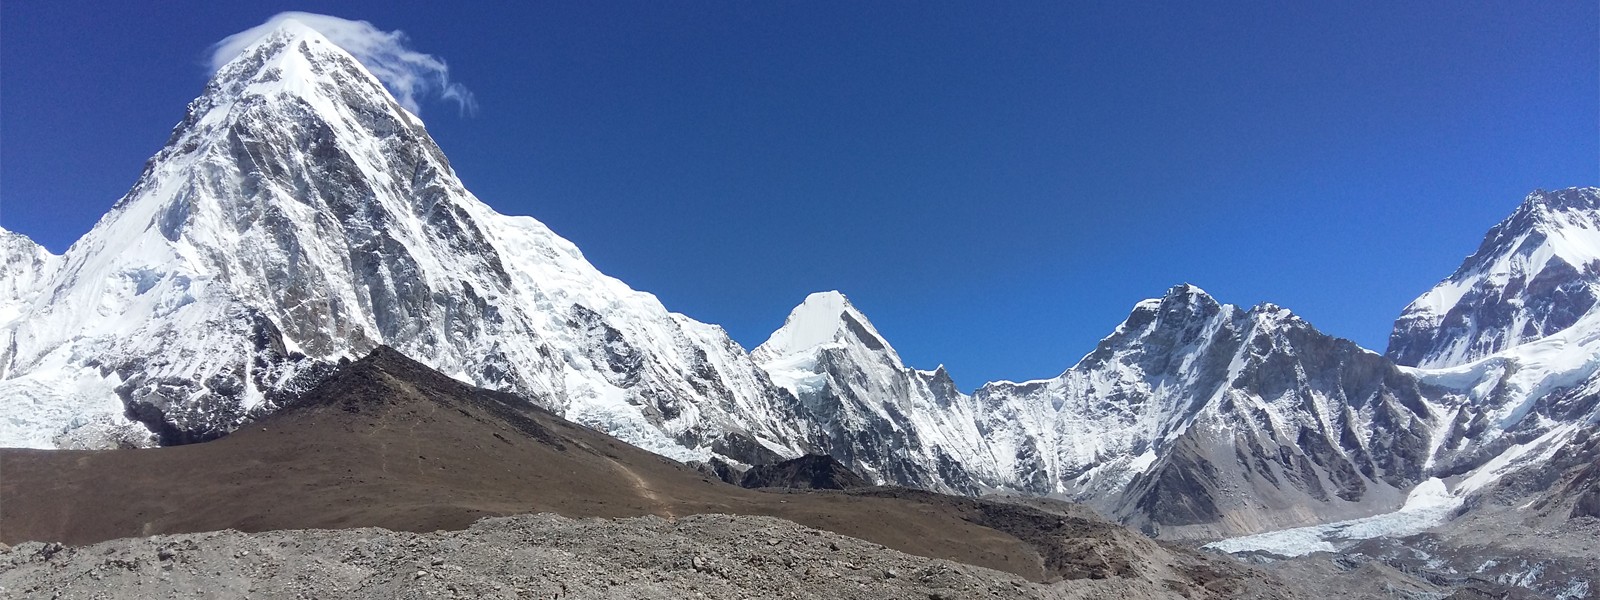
left=209, top=12, right=476, bottom=116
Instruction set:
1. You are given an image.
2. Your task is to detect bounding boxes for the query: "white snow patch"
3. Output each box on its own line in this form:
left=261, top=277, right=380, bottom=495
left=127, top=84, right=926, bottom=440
left=1205, top=478, right=1463, bottom=557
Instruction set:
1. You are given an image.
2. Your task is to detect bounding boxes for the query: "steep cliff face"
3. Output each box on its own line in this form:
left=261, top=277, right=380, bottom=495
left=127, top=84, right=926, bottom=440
left=0, top=20, right=810, bottom=462
left=748, top=188, right=1600, bottom=539
left=6, top=15, right=1598, bottom=548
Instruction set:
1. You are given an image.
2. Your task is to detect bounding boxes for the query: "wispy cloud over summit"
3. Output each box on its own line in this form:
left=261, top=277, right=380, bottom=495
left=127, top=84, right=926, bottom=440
left=209, top=12, right=476, bottom=116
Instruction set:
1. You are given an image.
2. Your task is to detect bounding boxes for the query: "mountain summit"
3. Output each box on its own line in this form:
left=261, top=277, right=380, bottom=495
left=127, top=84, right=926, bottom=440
left=753, top=291, right=899, bottom=368
left=1388, top=187, right=1600, bottom=369
left=0, top=20, right=808, bottom=461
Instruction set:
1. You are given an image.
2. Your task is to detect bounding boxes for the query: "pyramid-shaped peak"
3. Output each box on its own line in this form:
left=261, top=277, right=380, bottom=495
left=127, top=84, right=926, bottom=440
left=202, top=17, right=413, bottom=127
left=252, top=16, right=324, bottom=42
left=215, top=16, right=362, bottom=75
left=1489, top=187, right=1600, bottom=245
left=754, top=291, right=900, bottom=364
left=1461, top=186, right=1600, bottom=275
left=207, top=13, right=473, bottom=119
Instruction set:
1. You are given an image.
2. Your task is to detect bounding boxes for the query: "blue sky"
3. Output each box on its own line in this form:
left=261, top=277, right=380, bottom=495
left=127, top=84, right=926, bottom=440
left=2, top=1, right=1596, bottom=387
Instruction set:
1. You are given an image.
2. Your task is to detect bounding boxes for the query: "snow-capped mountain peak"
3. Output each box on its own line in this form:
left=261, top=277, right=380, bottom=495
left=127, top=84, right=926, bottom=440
left=0, top=21, right=814, bottom=463
left=8, top=16, right=1595, bottom=552
left=753, top=291, right=901, bottom=368
left=1388, top=186, right=1600, bottom=369
left=207, top=19, right=420, bottom=125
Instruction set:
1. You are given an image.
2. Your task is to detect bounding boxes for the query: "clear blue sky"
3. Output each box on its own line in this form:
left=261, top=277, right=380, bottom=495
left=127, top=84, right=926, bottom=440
left=3, top=1, right=1596, bottom=387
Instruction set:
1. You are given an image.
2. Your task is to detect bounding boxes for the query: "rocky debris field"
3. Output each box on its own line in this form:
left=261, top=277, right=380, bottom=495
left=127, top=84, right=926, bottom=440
left=0, top=512, right=1302, bottom=600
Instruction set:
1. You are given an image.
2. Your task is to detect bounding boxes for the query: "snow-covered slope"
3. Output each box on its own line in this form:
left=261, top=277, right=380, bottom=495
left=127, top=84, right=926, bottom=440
left=1388, top=188, right=1600, bottom=369
left=1379, top=188, right=1600, bottom=500
left=0, top=229, right=57, bottom=335
left=977, top=286, right=1459, bottom=537
left=0, top=20, right=810, bottom=461
left=5, top=16, right=1596, bottom=547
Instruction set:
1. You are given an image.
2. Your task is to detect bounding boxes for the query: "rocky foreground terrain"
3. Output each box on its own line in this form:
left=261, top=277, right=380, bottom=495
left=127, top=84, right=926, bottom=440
left=11, top=509, right=1583, bottom=599
left=1, top=512, right=1304, bottom=600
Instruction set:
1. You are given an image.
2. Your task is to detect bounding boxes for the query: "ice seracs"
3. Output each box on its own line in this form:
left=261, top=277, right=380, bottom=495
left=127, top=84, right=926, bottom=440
left=0, top=228, right=57, bottom=333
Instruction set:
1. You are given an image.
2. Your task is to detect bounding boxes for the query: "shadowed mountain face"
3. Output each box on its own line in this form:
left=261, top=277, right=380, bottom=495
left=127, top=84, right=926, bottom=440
left=739, top=454, right=870, bottom=490
left=0, top=347, right=1279, bottom=595
left=748, top=188, right=1600, bottom=543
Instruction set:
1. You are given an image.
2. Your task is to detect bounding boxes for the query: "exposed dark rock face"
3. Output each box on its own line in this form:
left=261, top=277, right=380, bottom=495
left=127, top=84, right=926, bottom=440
left=709, top=431, right=787, bottom=467
left=689, top=457, right=745, bottom=485
left=739, top=454, right=871, bottom=490
left=1525, top=427, right=1600, bottom=520
left=1125, top=437, right=1223, bottom=530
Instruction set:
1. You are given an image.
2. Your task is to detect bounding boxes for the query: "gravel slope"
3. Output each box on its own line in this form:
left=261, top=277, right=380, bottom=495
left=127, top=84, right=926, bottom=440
left=0, top=513, right=1293, bottom=600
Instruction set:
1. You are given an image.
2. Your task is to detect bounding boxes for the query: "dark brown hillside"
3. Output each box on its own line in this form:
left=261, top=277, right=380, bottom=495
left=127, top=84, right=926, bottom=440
left=0, top=347, right=1275, bottom=594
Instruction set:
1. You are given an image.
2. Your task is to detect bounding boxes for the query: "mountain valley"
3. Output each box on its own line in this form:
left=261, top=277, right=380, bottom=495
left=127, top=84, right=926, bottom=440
left=0, top=17, right=1596, bottom=599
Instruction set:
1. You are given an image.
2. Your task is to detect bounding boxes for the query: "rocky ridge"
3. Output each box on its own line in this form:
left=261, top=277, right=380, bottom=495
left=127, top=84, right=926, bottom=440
left=1388, top=187, right=1600, bottom=369
left=757, top=284, right=1464, bottom=538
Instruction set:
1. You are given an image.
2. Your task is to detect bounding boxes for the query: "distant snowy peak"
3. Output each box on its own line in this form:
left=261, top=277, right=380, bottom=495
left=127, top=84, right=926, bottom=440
left=1388, top=187, right=1600, bottom=368
left=753, top=291, right=902, bottom=368
left=750, top=291, right=989, bottom=494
